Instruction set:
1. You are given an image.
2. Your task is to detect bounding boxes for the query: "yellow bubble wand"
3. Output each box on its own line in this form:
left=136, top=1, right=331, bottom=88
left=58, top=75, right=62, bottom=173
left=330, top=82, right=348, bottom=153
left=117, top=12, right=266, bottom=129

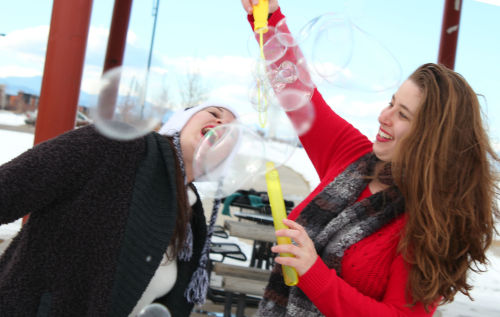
left=254, top=1, right=299, bottom=286
left=253, top=0, right=269, bottom=128
left=265, top=162, right=299, bottom=286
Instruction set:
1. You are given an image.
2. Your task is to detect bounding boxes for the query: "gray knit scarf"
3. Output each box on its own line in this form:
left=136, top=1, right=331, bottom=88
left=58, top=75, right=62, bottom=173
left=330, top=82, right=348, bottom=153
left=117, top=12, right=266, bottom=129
left=257, top=153, right=405, bottom=316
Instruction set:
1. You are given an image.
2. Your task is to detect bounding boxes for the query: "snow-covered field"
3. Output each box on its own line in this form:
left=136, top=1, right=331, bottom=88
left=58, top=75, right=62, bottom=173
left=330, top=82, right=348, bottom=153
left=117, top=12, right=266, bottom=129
left=0, top=110, right=499, bottom=316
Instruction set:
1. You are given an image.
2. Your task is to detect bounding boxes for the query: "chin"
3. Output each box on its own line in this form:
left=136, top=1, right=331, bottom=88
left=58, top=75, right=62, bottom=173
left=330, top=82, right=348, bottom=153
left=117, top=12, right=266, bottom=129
left=373, top=150, right=390, bottom=162
left=373, top=144, right=392, bottom=162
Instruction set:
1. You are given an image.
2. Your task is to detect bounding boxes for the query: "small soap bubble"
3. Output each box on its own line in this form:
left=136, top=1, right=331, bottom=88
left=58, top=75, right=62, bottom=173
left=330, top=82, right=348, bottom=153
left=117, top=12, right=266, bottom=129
left=137, top=303, right=171, bottom=317
left=90, top=66, right=169, bottom=141
left=248, top=26, right=288, bottom=65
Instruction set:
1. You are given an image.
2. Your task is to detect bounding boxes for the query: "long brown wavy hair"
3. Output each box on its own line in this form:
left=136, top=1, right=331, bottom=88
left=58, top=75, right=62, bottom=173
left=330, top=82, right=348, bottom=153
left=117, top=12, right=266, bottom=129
left=165, top=136, right=191, bottom=260
left=392, top=63, right=500, bottom=307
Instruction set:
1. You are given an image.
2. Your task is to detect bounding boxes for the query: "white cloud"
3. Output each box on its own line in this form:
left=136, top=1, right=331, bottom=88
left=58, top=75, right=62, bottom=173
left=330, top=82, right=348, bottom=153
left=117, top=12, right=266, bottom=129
left=474, top=0, right=500, bottom=6
left=86, top=27, right=138, bottom=56
left=0, top=25, right=140, bottom=79
left=160, top=55, right=254, bottom=82
left=0, top=65, right=42, bottom=78
left=85, top=27, right=110, bottom=54
left=0, top=25, right=49, bottom=52
left=0, top=26, right=49, bottom=65
left=80, top=65, right=106, bottom=95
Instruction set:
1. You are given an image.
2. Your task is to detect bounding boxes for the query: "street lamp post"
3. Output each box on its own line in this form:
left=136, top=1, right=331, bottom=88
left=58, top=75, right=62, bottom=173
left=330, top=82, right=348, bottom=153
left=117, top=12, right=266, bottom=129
left=141, top=0, right=160, bottom=118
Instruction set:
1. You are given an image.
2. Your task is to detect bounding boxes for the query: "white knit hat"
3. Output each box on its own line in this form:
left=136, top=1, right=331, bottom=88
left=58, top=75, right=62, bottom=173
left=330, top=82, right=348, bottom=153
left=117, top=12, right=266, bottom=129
left=158, top=100, right=239, bottom=136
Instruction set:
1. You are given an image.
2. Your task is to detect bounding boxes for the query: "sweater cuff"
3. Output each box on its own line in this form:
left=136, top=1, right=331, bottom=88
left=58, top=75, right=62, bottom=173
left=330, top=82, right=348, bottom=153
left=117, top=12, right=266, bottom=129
left=268, top=7, right=284, bottom=27
left=247, top=7, right=284, bottom=29
left=297, top=256, right=334, bottom=299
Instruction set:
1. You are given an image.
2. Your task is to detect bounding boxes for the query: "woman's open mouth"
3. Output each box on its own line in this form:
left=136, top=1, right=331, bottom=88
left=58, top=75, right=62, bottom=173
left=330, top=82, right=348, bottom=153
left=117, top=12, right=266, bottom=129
left=202, top=126, right=218, bottom=146
left=376, top=128, right=393, bottom=142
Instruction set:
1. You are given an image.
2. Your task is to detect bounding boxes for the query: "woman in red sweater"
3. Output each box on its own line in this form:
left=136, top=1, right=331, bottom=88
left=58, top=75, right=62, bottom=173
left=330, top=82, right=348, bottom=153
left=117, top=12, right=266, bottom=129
left=241, top=1, right=499, bottom=316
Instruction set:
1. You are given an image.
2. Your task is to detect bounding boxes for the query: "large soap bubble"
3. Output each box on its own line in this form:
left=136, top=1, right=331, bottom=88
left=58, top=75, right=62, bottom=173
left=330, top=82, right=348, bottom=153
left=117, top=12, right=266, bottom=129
left=296, top=13, right=401, bottom=92
left=322, top=22, right=402, bottom=92
left=90, top=66, right=170, bottom=141
left=296, top=13, right=354, bottom=84
left=137, top=303, right=171, bottom=317
left=192, top=123, right=266, bottom=199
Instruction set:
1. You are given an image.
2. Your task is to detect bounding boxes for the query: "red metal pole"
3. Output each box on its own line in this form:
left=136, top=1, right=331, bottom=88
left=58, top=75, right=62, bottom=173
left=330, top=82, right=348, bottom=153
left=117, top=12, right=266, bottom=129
left=25, top=0, right=93, bottom=223
left=34, top=0, right=93, bottom=145
left=103, top=0, right=133, bottom=73
left=438, top=0, right=463, bottom=70
left=99, top=0, right=134, bottom=119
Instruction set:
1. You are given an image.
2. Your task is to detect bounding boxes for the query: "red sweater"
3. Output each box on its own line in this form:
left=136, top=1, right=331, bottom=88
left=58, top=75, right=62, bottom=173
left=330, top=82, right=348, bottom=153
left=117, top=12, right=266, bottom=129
left=251, top=9, right=437, bottom=317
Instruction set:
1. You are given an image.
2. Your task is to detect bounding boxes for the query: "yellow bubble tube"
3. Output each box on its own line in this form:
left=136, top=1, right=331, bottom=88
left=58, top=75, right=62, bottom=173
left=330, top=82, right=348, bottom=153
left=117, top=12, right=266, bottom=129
left=265, top=162, right=299, bottom=286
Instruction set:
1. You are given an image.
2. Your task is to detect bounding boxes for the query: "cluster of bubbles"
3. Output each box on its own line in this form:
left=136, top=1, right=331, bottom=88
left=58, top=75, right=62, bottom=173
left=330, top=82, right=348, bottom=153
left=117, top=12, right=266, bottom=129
left=246, top=12, right=402, bottom=132
left=90, top=12, right=401, bottom=199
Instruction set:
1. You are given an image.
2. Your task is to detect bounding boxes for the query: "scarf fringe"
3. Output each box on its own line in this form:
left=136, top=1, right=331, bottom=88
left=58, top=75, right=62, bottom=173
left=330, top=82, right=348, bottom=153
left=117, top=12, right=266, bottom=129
left=184, top=197, right=222, bottom=304
left=184, top=266, right=209, bottom=304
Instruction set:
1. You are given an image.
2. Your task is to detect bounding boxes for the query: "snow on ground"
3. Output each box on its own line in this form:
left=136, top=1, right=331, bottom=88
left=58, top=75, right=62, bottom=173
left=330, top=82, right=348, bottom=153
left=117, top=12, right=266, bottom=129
left=0, top=110, right=28, bottom=126
left=0, top=111, right=35, bottom=165
left=1, top=110, right=499, bottom=316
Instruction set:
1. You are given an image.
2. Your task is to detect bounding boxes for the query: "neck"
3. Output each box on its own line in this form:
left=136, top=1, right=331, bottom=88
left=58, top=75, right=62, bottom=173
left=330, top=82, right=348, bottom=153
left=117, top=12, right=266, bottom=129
left=184, top=162, right=193, bottom=184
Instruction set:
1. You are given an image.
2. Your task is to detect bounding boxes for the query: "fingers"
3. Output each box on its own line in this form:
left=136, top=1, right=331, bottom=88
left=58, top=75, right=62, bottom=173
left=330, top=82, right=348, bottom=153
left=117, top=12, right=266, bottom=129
left=269, top=0, right=279, bottom=13
left=272, top=246, right=318, bottom=276
left=271, top=243, right=299, bottom=255
left=272, top=219, right=318, bottom=275
left=241, top=0, right=259, bottom=14
left=275, top=219, right=308, bottom=245
left=283, top=218, right=304, bottom=231
left=242, top=0, right=279, bottom=15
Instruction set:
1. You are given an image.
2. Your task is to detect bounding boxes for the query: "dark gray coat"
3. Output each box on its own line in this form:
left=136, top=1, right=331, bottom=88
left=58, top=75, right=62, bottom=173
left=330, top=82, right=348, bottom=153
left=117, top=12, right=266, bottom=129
left=0, top=125, right=206, bottom=316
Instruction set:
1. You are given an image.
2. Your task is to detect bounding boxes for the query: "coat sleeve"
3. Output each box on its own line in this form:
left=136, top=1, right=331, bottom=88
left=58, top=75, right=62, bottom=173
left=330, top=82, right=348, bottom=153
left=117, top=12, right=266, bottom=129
left=297, top=256, right=436, bottom=317
left=0, top=126, right=125, bottom=224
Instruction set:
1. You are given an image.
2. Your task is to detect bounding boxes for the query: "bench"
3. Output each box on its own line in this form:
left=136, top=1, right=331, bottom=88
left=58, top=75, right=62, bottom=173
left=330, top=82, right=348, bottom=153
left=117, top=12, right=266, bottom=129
left=210, top=262, right=271, bottom=317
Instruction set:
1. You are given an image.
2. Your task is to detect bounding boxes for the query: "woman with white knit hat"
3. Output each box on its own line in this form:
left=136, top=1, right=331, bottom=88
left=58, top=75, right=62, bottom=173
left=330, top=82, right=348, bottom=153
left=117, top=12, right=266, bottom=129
left=0, top=100, right=238, bottom=316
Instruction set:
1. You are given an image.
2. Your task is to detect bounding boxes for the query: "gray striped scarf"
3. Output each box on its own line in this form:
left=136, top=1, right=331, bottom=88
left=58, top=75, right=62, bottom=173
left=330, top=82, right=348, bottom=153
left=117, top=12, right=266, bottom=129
left=257, top=153, right=405, bottom=316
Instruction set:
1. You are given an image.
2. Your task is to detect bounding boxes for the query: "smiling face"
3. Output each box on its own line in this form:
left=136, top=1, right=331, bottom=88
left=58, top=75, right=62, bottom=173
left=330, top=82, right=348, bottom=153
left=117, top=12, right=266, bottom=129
left=373, top=79, right=422, bottom=162
left=180, top=106, right=236, bottom=182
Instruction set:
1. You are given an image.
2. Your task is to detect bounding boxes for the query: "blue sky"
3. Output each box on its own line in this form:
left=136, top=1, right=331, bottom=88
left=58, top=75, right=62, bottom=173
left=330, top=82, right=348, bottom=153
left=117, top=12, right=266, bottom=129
left=1, top=0, right=500, bottom=148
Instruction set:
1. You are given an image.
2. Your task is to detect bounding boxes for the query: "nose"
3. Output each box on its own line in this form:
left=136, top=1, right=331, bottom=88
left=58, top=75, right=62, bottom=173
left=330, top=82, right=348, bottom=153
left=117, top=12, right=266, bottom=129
left=378, top=107, right=394, bottom=126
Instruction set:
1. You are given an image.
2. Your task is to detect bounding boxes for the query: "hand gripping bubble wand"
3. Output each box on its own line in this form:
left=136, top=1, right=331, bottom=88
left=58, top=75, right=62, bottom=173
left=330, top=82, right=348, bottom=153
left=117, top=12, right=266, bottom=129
left=254, top=1, right=299, bottom=286
left=265, top=162, right=299, bottom=286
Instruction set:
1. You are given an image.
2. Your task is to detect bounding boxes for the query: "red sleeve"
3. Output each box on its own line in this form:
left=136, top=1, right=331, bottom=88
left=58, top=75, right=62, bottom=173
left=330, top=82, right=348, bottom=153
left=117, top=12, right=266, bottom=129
left=298, top=89, right=372, bottom=180
left=249, top=9, right=372, bottom=180
left=297, top=256, right=436, bottom=317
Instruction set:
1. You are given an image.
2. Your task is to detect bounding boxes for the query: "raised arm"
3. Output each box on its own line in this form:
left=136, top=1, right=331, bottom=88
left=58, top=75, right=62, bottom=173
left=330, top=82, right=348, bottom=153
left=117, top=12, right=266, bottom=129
left=243, top=1, right=372, bottom=179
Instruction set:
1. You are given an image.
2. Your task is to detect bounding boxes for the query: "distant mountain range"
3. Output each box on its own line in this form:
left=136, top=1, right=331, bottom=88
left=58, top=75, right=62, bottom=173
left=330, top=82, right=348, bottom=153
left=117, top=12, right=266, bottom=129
left=0, top=76, right=95, bottom=107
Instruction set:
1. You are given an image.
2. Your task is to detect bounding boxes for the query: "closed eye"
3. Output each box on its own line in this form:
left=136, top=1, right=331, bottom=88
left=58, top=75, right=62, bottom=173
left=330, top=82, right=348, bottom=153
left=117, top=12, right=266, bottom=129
left=206, top=107, right=222, bottom=118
